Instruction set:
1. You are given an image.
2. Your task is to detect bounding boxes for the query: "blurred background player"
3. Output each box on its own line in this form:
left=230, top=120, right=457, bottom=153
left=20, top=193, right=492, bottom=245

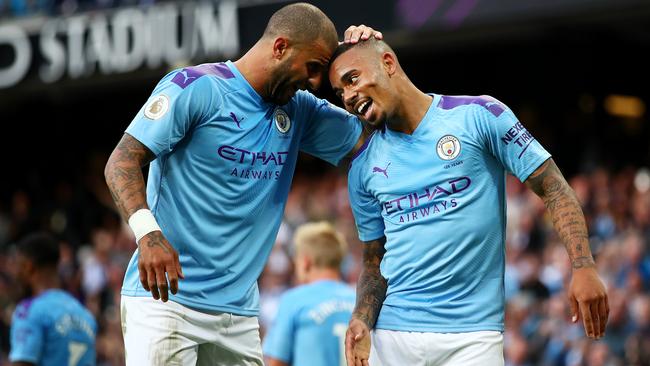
left=9, top=232, right=97, bottom=366
left=329, top=39, right=609, bottom=365
left=104, top=2, right=380, bottom=365
left=263, top=221, right=355, bottom=366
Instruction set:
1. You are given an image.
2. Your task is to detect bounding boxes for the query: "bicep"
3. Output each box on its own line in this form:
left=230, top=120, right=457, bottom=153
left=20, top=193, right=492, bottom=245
left=524, top=158, right=572, bottom=200
left=363, top=237, right=386, bottom=268
left=107, top=133, right=156, bottom=169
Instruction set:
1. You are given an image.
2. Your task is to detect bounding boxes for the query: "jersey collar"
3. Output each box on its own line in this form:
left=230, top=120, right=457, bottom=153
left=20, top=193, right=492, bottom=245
left=225, top=60, right=268, bottom=106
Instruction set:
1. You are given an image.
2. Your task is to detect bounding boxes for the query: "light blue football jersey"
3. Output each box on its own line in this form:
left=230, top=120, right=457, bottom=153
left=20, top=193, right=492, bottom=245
left=348, top=94, right=551, bottom=332
left=263, top=280, right=355, bottom=366
left=10, top=290, right=97, bottom=366
left=122, top=61, right=361, bottom=315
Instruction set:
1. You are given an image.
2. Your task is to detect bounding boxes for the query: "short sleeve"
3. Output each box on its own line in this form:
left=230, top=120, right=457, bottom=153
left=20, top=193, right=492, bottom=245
left=475, top=96, right=551, bottom=182
left=262, top=294, right=296, bottom=363
left=298, top=92, right=362, bottom=166
left=125, top=70, right=216, bottom=157
left=9, top=305, right=43, bottom=364
left=348, top=161, right=385, bottom=242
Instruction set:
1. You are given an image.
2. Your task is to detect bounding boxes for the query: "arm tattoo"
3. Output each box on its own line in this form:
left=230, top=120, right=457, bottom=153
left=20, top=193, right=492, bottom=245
left=104, top=133, right=156, bottom=221
left=525, top=159, right=595, bottom=269
left=353, top=237, right=388, bottom=329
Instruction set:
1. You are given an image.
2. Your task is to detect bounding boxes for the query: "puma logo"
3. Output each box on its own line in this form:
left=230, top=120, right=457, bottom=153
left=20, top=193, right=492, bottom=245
left=229, top=112, right=244, bottom=129
left=179, top=70, right=196, bottom=84
left=373, top=162, right=391, bottom=178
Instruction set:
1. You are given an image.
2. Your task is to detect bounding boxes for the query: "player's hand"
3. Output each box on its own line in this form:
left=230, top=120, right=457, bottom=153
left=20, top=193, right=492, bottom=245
left=137, top=231, right=184, bottom=302
left=568, top=267, right=609, bottom=339
left=345, top=318, right=371, bottom=366
left=344, top=25, right=383, bottom=44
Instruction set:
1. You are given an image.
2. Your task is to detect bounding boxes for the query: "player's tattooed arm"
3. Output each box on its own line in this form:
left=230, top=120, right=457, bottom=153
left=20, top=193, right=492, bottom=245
left=525, top=158, right=609, bottom=339
left=104, top=133, right=155, bottom=220
left=105, top=133, right=182, bottom=302
left=524, top=158, right=594, bottom=269
left=353, top=237, right=387, bottom=329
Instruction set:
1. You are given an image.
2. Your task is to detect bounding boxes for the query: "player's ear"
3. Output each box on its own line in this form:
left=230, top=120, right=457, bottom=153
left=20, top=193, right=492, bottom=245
left=272, top=37, right=290, bottom=60
left=382, top=52, right=397, bottom=76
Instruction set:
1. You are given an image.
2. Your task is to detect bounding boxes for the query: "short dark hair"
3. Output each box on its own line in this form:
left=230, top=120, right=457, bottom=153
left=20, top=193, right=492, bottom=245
left=16, top=232, right=60, bottom=268
left=263, top=3, right=337, bottom=50
left=330, top=38, right=395, bottom=66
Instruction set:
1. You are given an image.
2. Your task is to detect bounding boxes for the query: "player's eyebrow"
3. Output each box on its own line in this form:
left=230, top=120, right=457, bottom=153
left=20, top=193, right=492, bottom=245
left=339, top=69, right=357, bottom=83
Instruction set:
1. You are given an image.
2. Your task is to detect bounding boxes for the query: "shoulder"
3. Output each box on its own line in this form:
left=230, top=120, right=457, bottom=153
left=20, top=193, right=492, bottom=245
left=12, top=298, right=37, bottom=322
left=437, top=94, right=508, bottom=118
left=350, top=130, right=379, bottom=165
left=153, top=63, right=236, bottom=102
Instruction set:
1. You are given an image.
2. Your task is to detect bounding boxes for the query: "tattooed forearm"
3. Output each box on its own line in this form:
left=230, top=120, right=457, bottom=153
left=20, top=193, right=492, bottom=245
left=104, top=133, right=155, bottom=221
left=525, top=159, right=595, bottom=269
left=353, top=237, right=388, bottom=329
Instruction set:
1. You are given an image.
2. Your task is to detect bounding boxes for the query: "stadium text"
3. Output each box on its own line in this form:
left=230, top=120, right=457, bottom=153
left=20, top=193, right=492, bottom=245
left=0, top=1, right=238, bottom=88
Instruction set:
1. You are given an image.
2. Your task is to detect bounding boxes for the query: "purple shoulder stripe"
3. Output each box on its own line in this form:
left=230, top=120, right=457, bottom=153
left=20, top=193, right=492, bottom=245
left=171, top=63, right=234, bottom=89
left=438, top=95, right=506, bottom=117
left=351, top=131, right=376, bottom=162
left=15, top=298, right=35, bottom=319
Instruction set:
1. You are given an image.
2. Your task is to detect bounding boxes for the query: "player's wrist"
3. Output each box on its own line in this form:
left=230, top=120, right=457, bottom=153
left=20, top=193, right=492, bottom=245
left=128, top=209, right=162, bottom=244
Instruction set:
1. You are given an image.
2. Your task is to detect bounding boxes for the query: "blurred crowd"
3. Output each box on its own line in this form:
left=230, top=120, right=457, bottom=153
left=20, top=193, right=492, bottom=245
left=0, top=152, right=649, bottom=365
left=0, top=0, right=162, bottom=18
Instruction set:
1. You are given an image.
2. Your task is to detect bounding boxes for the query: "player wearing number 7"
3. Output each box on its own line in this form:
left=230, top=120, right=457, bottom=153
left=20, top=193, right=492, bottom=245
left=263, top=222, right=355, bottom=366
left=9, top=233, right=97, bottom=366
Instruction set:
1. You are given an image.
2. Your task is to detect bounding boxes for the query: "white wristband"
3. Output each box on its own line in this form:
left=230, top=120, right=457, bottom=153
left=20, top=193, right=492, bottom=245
left=128, top=209, right=162, bottom=243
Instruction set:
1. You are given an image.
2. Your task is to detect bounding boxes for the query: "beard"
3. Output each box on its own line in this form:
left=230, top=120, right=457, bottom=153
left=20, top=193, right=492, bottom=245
left=266, top=60, right=296, bottom=105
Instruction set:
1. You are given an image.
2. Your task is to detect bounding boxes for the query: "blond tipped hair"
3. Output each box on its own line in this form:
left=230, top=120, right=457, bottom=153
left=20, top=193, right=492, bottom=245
left=294, top=221, right=347, bottom=269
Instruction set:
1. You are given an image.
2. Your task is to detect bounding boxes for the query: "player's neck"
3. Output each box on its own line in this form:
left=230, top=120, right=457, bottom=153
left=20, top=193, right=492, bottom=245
left=233, top=41, right=272, bottom=100
left=307, top=268, right=341, bottom=283
left=388, top=81, right=432, bottom=135
left=30, top=270, right=60, bottom=296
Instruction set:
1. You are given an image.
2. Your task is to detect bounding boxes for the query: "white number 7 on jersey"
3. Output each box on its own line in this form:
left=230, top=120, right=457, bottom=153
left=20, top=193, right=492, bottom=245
left=68, top=341, right=87, bottom=366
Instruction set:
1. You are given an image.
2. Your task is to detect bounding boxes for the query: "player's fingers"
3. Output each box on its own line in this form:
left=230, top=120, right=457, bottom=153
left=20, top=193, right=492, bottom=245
left=166, top=262, right=179, bottom=295
left=155, top=265, right=169, bottom=302
left=598, top=299, right=608, bottom=337
left=359, top=26, right=379, bottom=41
left=344, top=26, right=355, bottom=43
left=569, top=295, right=579, bottom=323
left=147, top=265, right=160, bottom=300
left=355, top=356, right=362, bottom=366
left=345, top=24, right=366, bottom=43
left=362, top=358, right=370, bottom=366
left=345, top=331, right=355, bottom=366
left=580, top=301, right=595, bottom=338
left=175, top=252, right=185, bottom=279
left=590, top=301, right=601, bottom=339
left=138, top=262, right=150, bottom=292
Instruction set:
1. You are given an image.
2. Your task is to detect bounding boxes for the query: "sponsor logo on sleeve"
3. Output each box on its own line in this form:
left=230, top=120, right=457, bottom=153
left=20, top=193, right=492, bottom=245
left=500, top=121, right=536, bottom=159
left=144, top=94, right=170, bottom=120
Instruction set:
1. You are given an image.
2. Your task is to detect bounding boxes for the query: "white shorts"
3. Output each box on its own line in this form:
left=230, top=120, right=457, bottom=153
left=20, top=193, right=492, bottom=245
left=369, top=329, right=504, bottom=366
left=121, top=296, right=263, bottom=366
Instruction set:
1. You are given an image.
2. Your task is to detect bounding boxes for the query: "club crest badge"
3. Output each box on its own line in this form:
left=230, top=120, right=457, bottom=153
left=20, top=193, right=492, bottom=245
left=273, top=108, right=291, bottom=134
left=436, top=135, right=461, bottom=160
left=144, top=94, right=170, bottom=120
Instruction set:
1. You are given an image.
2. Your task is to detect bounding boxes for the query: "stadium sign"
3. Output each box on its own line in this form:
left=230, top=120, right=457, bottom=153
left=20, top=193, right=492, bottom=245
left=0, top=1, right=239, bottom=89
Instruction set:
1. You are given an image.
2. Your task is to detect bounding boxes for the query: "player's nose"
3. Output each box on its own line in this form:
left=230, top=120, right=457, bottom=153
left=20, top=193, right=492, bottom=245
left=343, top=88, right=358, bottom=109
left=307, top=72, right=323, bottom=91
